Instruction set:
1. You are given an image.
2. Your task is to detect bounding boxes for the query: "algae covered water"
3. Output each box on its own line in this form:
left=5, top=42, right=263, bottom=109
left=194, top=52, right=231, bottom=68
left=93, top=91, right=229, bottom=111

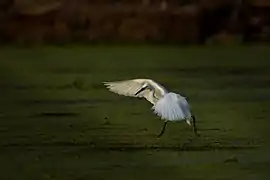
left=0, top=46, right=270, bottom=179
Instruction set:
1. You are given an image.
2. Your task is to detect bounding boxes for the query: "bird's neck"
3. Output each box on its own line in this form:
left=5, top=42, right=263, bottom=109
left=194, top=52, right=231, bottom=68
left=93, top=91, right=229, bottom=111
left=145, top=91, right=159, bottom=105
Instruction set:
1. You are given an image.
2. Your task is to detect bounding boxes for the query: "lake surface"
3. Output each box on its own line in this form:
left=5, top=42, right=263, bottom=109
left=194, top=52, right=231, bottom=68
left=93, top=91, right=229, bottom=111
left=0, top=46, right=270, bottom=180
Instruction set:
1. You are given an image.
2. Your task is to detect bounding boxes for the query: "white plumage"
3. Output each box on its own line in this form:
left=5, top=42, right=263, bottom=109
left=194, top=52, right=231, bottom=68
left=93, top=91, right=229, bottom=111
left=103, top=78, right=198, bottom=137
left=153, top=93, right=191, bottom=121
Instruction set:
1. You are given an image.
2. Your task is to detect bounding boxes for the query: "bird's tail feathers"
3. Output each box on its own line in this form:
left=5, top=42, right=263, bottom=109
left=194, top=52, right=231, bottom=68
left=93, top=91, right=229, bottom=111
left=153, top=93, right=188, bottom=121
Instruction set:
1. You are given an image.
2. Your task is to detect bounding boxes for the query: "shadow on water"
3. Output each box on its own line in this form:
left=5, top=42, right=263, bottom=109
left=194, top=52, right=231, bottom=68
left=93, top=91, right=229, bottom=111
left=45, top=66, right=270, bottom=76
left=21, top=99, right=111, bottom=106
left=0, top=84, right=75, bottom=90
left=1, top=142, right=259, bottom=152
left=29, top=112, right=80, bottom=118
left=155, top=67, right=270, bottom=76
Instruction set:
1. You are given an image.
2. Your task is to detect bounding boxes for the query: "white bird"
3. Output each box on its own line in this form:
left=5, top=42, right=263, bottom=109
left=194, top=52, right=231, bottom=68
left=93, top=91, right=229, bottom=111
left=103, top=79, right=199, bottom=137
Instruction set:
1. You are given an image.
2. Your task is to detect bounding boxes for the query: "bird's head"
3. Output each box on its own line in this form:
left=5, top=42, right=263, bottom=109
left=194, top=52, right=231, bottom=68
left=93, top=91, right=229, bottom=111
left=135, top=83, right=148, bottom=96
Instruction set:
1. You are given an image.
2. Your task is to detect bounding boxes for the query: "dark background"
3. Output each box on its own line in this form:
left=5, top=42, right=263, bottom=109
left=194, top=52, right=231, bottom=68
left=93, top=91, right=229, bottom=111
left=0, top=0, right=269, bottom=45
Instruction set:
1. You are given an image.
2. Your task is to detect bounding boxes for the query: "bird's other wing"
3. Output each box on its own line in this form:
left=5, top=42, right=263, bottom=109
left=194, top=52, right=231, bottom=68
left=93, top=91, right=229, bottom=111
left=103, top=79, right=151, bottom=98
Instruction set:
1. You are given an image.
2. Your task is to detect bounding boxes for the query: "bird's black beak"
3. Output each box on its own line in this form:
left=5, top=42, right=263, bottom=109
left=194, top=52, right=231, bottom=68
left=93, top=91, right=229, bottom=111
left=135, top=86, right=147, bottom=96
left=191, top=115, right=200, bottom=137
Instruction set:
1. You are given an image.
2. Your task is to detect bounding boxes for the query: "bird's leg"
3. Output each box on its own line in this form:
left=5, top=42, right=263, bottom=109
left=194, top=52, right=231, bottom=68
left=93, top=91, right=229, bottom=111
left=191, top=115, right=200, bottom=136
left=157, top=121, right=168, bottom=138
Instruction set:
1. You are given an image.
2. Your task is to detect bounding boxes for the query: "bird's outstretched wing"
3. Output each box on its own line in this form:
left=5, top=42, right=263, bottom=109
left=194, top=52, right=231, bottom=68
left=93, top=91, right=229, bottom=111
left=103, top=79, right=150, bottom=98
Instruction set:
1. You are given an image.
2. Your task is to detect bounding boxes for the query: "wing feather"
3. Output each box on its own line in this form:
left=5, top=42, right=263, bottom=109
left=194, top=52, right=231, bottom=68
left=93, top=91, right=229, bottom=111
left=103, top=79, right=168, bottom=105
left=103, top=79, right=147, bottom=98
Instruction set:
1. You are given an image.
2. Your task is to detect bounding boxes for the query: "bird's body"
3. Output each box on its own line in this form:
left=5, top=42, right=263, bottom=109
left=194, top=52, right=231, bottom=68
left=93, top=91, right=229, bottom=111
left=103, top=78, right=198, bottom=137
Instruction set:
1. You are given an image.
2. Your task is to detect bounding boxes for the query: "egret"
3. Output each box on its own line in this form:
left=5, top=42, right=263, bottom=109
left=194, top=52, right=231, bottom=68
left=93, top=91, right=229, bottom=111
left=103, top=79, right=199, bottom=137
